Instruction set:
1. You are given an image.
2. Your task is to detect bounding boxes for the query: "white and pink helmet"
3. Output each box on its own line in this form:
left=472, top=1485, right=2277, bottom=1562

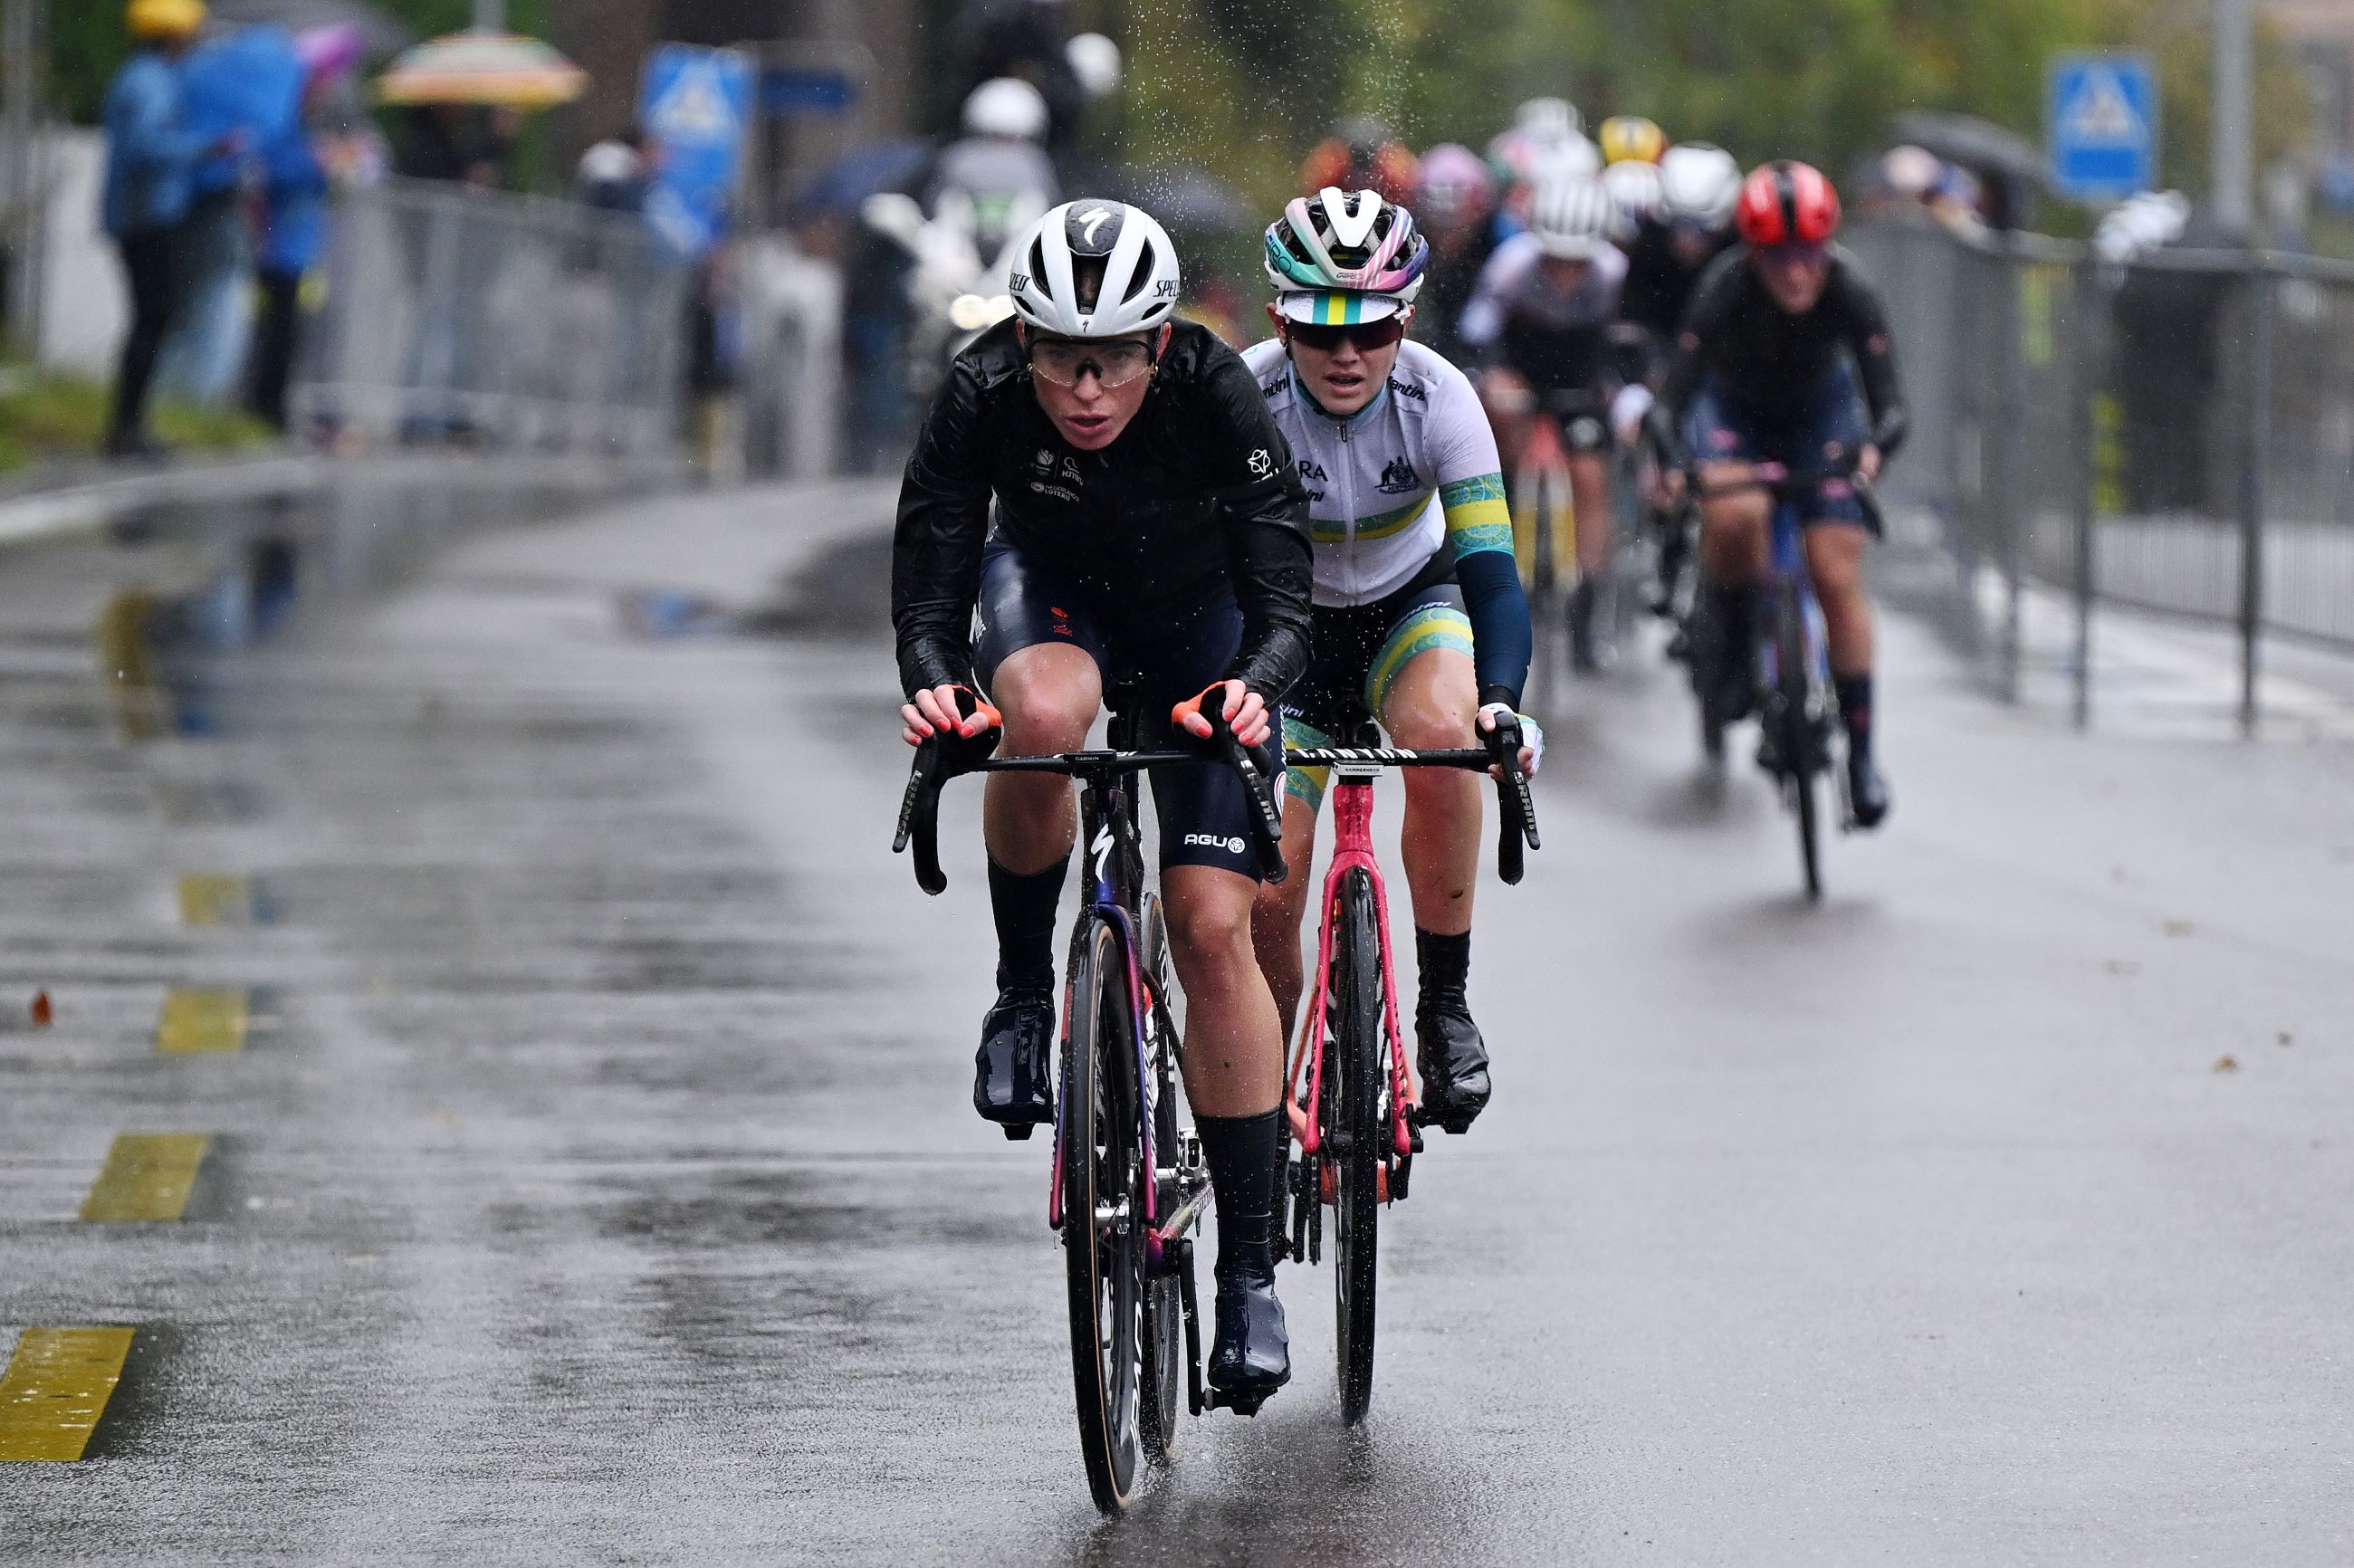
left=1263, top=187, right=1430, bottom=321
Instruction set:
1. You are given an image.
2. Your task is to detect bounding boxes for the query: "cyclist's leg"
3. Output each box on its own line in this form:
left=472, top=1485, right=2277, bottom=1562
left=1135, top=590, right=1290, bottom=1391
left=1248, top=602, right=1379, bottom=1038
left=1794, top=368, right=1889, bottom=822
left=1365, top=591, right=1494, bottom=1129
left=1689, top=381, right=1772, bottom=712
left=969, top=541, right=1109, bottom=1123
left=1565, top=448, right=1613, bottom=578
left=1249, top=712, right=1327, bottom=1043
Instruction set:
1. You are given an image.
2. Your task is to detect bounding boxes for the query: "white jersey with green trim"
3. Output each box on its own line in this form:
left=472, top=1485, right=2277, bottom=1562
left=1239, top=338, right=1513, bottom=607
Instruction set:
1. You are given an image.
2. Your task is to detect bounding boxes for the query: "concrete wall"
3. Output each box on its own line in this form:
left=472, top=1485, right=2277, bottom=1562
left=35, top=130, right=125, bottom=380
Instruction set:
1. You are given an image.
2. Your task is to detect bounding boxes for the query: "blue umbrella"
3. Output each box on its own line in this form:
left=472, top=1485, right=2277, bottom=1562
left=182, top=24, right=308, bottom=182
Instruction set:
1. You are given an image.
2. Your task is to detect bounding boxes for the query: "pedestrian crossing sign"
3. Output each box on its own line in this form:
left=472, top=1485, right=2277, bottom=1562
left=2048, top=53, right=2158, bottom=202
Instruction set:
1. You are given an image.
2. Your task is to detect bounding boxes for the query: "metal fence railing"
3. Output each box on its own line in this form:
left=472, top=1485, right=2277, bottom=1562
left=293, top=179, right=691, bottom=454
left=1847, top=218, right=2354, bottom=730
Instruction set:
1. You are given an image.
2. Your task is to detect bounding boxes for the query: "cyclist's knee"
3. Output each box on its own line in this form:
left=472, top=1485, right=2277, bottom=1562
left=1165, top=884, right=1257, bottom=981
left=1383, top=671, right=1475, bottom=751
left=992, top=644, right=1100, bottom=749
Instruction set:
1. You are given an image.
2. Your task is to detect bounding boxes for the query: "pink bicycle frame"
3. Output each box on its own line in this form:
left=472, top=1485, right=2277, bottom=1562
left=1285, top=770, right=1418, bottom=1166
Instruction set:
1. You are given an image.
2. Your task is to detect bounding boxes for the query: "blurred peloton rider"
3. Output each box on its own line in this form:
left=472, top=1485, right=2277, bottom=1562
left=892, top=198, right=1311, bottom=1400
left=1460, top=173, right=1628, bottom=670
left=927, top=77, right=1061, bottom=259
left=1652, top=161, right=1909, bottom=827
left=1242, top=186, right=1539, bottom=1136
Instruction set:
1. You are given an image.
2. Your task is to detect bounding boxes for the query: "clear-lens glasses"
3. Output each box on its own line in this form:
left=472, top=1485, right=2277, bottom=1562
left=1028, top=337, right=1155, bottom=388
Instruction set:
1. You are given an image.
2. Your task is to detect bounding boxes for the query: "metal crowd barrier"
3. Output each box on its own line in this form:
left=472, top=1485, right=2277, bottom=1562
left=1847, top=219, right=2354, bottom=731
left=293, top=178, right=691, bottom=455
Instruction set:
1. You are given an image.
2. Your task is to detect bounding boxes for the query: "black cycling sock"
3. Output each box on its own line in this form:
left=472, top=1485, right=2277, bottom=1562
left=1834, top=673, right=1875, bottom=758
left=988, top=854, right=1068, bottom=994
left=1198, top=1109, right=1281, bottom=1282
left=1415, top=927, right=1470, bottom=1004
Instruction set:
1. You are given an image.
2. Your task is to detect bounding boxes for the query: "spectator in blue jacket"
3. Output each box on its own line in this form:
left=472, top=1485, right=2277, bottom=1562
left=245, top=43, right=345, bottom=432
left=100, top=0, right=215, bottom=456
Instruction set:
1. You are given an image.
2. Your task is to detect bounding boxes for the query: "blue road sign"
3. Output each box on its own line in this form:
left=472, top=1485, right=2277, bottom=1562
left=2049, top=53, right=2158, bottom=203
left=640, top=44, right=755, bottom=260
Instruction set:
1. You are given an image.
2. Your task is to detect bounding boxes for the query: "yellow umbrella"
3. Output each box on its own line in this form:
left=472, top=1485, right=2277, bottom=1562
left=376, top=30, right=586, bottom=109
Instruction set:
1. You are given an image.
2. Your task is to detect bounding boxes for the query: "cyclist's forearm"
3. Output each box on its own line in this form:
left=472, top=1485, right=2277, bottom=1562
left=1457, top=550, right=1530, bottom=711
left=1222, top=514, right=1314, bottom=700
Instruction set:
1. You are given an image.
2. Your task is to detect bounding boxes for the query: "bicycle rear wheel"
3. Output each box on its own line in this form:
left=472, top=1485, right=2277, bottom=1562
left=1061, top=917, right=1146, bottom=1512
left=1775, top=592, right=1823, bottom=900
left=1329, top=868, right=1384, bottom=1423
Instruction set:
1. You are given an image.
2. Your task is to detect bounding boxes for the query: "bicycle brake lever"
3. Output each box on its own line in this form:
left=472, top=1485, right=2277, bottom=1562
left=894, top=738, right=951, bottom=895
left=1220, top=730, right=1288, bottom=886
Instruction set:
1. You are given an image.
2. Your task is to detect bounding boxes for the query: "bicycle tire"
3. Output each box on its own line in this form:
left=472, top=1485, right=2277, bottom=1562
left=1689, top=588, right=1727, bottom=766
left=1061, top=917, right=1145, bottom=1512
left=1330, top=868, right=1383, bottom=1423
left=1775, top=592, right=1823, bottom=901
left=1135, top=894, right=1186, bottom=1464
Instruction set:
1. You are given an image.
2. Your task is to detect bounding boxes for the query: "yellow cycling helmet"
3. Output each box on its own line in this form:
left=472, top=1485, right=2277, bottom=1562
left=1598, top=115, right=1666, bottom=166
left=126, top=0, right=206, bottom=39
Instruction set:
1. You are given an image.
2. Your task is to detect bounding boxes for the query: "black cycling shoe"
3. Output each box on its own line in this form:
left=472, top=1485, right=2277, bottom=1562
left=1712, top=651, right=1755, bottom=726
left=1206, top=1266, right=1289, bottom=1400
left=973, top=987, right=1055, bottom=1136
left=1414, top=993, right=1491, bottom=1134
left=1847, top=751, right=1892, bottom=830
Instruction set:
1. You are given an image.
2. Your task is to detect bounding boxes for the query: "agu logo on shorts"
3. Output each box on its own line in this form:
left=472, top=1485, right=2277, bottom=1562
left=1183, top=833, right=1247, bottom=854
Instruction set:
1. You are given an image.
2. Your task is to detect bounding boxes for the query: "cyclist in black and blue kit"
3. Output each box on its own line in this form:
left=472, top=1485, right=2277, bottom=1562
left=893, top=198, right=1310, bottom=1401
left=1653, top=160, right=1909, bottom=826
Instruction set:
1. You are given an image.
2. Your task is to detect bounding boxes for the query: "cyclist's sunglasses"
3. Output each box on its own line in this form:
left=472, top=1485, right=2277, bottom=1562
left=1026, top=335, right=1157, bottom=388
left=1285, top=315, right=1408, bottom=353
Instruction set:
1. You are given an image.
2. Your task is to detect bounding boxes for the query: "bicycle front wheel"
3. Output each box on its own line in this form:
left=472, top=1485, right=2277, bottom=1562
left=1061, top=916, right=1145, bottom=1512
left=1329, top=867, right=1385, bottom=1423
left=1135, top=893, right=1186, bottom=1464
left=1775, top=591, right=1823, bottom=901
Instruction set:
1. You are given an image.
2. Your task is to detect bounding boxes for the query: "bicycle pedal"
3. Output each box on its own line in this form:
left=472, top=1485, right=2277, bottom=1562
left=1000, top=1122, right=1037, bottom=1142
left=1208, top=1389, right=1269, bottom=1418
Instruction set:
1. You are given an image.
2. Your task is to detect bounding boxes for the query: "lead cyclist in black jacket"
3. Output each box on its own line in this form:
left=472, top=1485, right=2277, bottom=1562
left=893, top=199, right=1311, bottom=1401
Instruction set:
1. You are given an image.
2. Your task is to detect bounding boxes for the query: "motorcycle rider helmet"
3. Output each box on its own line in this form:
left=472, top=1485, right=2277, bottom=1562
left=1009, top=199, right=1182, bottom=338
left=1598, top=115, right=1667, bottom=166
left=1737, top=159, right=1842, bottom=247
left=1658, top=142, right=1743, bottom=229
left=1264, top=186, right=1428, bottom=322
left=1526, top=173, right=1622, bottom=259
left=962, top=78, right=1050, bottom=142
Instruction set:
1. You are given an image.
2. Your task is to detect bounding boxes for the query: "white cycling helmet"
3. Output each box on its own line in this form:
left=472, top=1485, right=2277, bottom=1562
left=1658, top=141, right=1742, bottom=228
left=1526, top=174, right=1622, bottom=259
left=1515, top=96, right=1584, bottom=143
left=1603, top=158, right=1665, bottom=225
left=963, top=77, right=1050, bottom=141
left=1009, top=199, right=1182, bottom=338
left=1067, top=33, right=1122, bottom=100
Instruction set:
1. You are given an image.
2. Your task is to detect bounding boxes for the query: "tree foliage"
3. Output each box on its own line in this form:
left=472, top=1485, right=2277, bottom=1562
left=1119, top=0, right=2310, bottom=215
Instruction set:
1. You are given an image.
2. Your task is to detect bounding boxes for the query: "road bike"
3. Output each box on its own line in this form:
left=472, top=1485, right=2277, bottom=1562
left=1682, top=458, right=1881, bottom=899
left=894, top=691, right=1287, bottom=1513
left=1501, top=383, right=1627, bottom=687
left=1276, top=723, right=1539, bottom=1423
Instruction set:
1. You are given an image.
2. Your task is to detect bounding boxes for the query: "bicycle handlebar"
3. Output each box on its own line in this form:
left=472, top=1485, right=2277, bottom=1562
left=893, top=723, right=1290, bottom=894
left=1287, top=722, right=1543, bottom=886
left=1682, top=454, right=1885, bottom=535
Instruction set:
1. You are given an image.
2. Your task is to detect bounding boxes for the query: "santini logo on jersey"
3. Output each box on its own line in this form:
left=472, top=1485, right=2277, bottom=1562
left=1388, top=377, right=1427, bottom=403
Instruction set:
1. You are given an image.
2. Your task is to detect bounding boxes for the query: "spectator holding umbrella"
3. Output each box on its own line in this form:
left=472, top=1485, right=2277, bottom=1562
left=100, top=0, right=220, bottom=458
left=245, top=25, right=360, bottom=433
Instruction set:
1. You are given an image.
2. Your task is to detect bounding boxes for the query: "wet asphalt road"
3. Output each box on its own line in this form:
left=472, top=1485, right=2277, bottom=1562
left=2, top=476, right=2350, bottom=1563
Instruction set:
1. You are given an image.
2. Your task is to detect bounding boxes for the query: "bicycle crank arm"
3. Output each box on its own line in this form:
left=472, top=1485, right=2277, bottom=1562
left=1153, top=1185, right=1212, bottom=1248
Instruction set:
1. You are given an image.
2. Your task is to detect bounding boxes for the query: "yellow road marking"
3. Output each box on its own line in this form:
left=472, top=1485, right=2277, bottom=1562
left=94, top=591, right=166, bottom=741
left=177, top=874, right=254, bottom=926
left=0, top=1327, right=136, bottom=1461
left=155, top=989, right=248, bottom=1055
left=79, top=1134, right=210, bottom=1222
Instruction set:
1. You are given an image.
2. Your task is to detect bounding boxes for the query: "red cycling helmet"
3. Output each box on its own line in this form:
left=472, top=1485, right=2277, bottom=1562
left=1737, top=160, right=1842, bottom=246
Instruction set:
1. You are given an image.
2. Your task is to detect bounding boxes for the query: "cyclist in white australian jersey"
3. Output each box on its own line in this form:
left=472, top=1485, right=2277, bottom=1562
left=1241, top=186, right=1538, bottom=1134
